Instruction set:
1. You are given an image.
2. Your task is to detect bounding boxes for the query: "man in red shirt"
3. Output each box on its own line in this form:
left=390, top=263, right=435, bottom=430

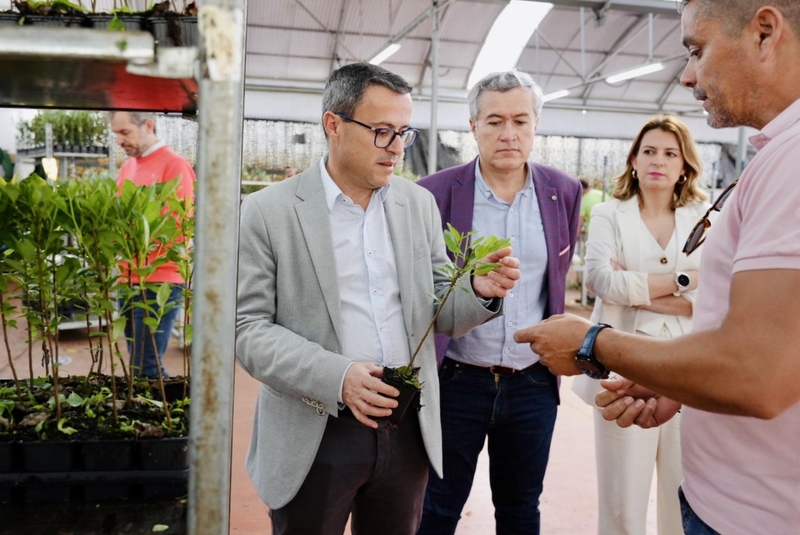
left=111, top=111, right=195, bottom=377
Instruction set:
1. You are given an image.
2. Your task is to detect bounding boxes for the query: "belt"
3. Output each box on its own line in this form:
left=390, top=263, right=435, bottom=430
left=444, top=357, right=541, bottom=376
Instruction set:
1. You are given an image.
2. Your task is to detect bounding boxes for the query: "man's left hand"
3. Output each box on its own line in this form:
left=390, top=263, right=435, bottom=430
left=472, top=246, right=520, bottom=299
left=513, top=314, right=592, bottom=375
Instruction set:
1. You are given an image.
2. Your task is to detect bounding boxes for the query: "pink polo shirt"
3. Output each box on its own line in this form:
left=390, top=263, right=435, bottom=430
left=682, top=98, right=800, bottom=535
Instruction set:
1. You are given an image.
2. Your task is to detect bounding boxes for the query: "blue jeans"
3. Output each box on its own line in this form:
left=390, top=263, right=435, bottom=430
left=417, top=358, right=558, bottom=535
left=120, top=284, right=184, bottom=377
left=679, top=487, right=720, bottom=535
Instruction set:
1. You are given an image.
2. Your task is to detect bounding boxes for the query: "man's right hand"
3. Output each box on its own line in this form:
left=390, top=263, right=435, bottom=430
left=342, top=363, right=399, bottom=428
left=596, top=377, right=681, bottom=429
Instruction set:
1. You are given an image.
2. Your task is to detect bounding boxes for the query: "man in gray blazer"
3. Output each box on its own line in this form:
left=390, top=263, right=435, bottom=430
left=236, top=63, right=520, bottom=535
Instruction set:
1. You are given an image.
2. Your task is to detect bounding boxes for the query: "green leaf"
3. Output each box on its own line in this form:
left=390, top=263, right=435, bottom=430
left=156, top=282, right=170, bottom=309
left=66, top=391, right=84, bottom=408
left=152, top=525, right=169, bottom=533
left=57, top=417, right=78, bottom=436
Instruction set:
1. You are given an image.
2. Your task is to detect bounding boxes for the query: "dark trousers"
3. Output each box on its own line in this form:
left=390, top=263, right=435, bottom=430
left=679, top=487, right=721, bottom=535
left=270, top=408, right=430, bottom=535
left=417, top=358, right=558, bottom=535
left=120, top=284, right=183, bottom=377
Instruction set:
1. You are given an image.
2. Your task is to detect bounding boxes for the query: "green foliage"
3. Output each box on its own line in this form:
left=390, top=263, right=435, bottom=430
left=16, top=110, right=109, bottom=151
left=407, top=224, right=511, bottom=369
left=0, top=173, right=194, bottom=430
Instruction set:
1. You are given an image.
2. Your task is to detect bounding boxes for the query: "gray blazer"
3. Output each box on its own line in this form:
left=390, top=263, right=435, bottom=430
left=236, top=164, right=501, bottom=509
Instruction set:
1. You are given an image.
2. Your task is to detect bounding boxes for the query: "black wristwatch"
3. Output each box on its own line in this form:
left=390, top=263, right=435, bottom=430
left=576, top=323, right=613, bottom=379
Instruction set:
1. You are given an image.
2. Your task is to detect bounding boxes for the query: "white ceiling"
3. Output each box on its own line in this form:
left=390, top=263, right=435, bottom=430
left=243, top=0, right=701, bottom=117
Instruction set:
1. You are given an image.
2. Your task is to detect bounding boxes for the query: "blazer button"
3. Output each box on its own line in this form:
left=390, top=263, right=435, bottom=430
left=551, top=195, right=557, bottom=201
left=660, top=257, right=668, bottom=264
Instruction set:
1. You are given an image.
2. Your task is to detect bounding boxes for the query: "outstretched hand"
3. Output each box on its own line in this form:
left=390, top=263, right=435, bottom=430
left=596, top=377, right=681, bottom=429
left=471, top=246, right=520, bottom=299
left=513, top=314, right=593, bottom=376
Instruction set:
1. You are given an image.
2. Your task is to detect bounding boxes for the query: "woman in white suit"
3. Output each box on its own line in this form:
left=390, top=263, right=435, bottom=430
left=573, top=115, right=709, bottom=535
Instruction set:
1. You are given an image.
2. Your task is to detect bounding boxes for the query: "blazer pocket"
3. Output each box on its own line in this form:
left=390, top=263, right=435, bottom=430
left=413, top=244, right=430, bottom=262
left=263, top=384, right=283, bottom=399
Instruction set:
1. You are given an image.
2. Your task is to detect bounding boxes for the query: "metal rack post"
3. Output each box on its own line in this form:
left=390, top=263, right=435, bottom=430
left=188, top=2, right=247, bottom=534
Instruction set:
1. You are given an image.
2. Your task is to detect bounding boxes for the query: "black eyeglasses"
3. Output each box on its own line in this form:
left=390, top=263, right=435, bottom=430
left=334, top=112, right=419, bottom=149
left=683, top=180, right=738, bottom=255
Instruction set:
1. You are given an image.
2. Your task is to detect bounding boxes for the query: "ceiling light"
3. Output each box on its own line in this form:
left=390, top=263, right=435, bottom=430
left=542, top=89, right=570, bottom=103
left=606, top=62, right=664, bottom=84
left=467, top=1, right=553, bottom=89
left=369, top=43, right=401, bottom=65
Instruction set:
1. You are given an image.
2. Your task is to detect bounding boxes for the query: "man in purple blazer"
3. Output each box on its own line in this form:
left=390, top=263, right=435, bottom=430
left=416, top=70, right=581, bottom=535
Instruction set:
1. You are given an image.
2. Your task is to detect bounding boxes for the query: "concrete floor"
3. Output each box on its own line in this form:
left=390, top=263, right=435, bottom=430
left=0, top=290, right=661, bottom=534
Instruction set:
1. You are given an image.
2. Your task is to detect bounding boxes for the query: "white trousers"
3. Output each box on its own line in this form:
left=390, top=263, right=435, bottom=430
left=594, top=407, right=683, bottom=535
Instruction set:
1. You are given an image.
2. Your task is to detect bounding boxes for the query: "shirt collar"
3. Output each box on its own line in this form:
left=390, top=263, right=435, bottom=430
left=318, top=156, right=390, bottom=212
left=140, top=140, right=166, bottom=158
left=474, top=157, right=533, bottom=200
left=749, top=97, right=800, bottom=151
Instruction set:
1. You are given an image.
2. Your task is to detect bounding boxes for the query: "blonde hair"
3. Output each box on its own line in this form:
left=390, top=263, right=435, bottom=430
left=612, top=115, right=708, bottom=208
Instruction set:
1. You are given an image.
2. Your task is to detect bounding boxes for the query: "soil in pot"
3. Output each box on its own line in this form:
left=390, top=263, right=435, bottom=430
left=381, top=366, right=422, bottom=426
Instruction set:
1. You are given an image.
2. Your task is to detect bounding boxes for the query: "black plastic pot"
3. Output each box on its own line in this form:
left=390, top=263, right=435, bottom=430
left=381, top=367, right=422, bottom=426
left=81, top=439, right=134, bottom=471
left=0, top=441, right=16, bottom=473
left=117, top=14, right=145, bottom=31
left=25, top=482, right=72, bottom=503
left=0, top=12, right=19, bottom=26
left=87, top=13, right=113, bottom=29
left=147, top=15, right=185, bottom=46
left=180, top=16, right=198, bottom=46
left=139, top=437, right=188, bottom=470
left=23, top=15, right=88, bottom=27
left=21, top=441, right=77, bottom=473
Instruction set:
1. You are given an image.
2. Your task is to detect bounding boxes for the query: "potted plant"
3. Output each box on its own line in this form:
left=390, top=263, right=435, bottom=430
left=0, top=174, right=193, bottom=503
left=13, top=0, right=88, bottom=27
left=381, top=224, right=510, bottom=425
left=146, top=0, right=197, bottom=47
left=16, top=110, right=109, bottom=158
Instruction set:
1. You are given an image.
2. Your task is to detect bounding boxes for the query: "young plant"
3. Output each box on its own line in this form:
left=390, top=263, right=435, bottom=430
left=383, top=224, right=510, bottom=421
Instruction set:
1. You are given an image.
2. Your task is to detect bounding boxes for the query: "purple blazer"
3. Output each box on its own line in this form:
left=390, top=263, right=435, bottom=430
left=417, top=157, right=582, bottom=364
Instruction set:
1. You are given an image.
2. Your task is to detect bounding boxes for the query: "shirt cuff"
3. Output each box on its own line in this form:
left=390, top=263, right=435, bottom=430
left=338, top=361, right=355, bottom=404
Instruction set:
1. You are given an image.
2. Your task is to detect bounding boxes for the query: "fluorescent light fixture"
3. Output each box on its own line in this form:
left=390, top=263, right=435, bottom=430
left=606, top=62, right=664, bottom=84
left=542, top=89, right=570, bottom=103
left=369, top=43, right=401, bottom=65
left=467, top=1, right=554, bottom=89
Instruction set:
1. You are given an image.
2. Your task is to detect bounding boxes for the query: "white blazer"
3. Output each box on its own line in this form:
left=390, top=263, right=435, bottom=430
left=573, top=196, right=709, bottom=405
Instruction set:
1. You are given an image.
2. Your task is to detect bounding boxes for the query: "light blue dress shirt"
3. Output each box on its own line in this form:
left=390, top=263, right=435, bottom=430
left=319, top=158, right=411, bottom=376
left=448, top=160, right=549, bottom=368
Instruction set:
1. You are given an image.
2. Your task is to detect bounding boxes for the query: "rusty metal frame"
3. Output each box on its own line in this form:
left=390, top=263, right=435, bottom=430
left=188, top=1, right=247, bottom=533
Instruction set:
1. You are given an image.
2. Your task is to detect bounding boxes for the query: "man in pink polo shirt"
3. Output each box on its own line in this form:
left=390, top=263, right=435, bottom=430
left=514, top=1, right=800, bottom=534
left=111, top=111, right=195, bottom=377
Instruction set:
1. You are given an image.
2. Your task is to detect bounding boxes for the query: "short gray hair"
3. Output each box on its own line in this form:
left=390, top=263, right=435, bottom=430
left=322, top=62, right=412, bottom=136
left=468, top=70, right=545, bottom=120
left=682, top=0, right=800, bottom=37
left=110, top=111, right=157, bottom=134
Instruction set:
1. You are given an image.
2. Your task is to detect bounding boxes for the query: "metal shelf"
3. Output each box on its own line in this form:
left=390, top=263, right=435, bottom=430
left=0, top=9, right=246, bottom=532
left=0, top=27, right=198, bottom=113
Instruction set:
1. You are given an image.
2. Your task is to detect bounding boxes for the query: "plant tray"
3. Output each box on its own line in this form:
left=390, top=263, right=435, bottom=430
left=0, top=437, right=188, bottom=504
